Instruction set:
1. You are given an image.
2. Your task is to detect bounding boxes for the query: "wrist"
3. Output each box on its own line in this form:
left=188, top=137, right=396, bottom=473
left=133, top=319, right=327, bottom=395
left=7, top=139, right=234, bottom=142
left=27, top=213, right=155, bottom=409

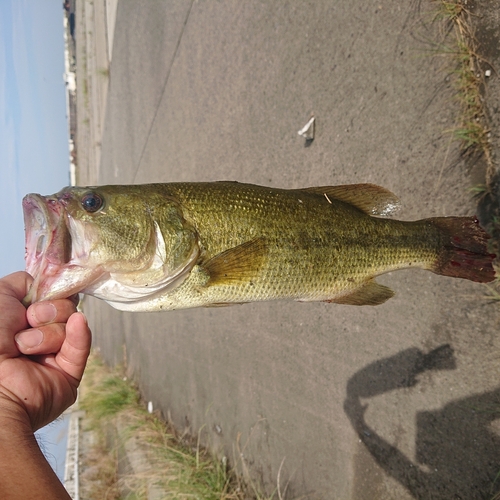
left=0, top=394, right=33, bottom=438
left=0, top=395, right=72, bottom=499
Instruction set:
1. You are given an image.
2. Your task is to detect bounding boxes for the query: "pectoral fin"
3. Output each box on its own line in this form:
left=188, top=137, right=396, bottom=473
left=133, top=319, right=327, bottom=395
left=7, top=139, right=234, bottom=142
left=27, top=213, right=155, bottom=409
left=300, top=184, right=400, bottom=216
left=328, top=280, right=394, bottom=306
left=203, top=238, right=267, bottom=286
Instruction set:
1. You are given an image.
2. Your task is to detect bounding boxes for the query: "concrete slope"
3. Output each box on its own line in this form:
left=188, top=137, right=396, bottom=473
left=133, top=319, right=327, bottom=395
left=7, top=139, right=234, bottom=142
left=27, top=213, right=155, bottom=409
left=78, top=1, right=500, bottom=498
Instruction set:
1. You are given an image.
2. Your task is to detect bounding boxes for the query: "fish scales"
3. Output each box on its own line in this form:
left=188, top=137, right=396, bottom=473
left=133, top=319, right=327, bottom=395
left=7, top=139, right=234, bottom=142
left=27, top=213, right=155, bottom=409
left=123, top=183, right=446, bottom=310
left=21, top=182, right=495, bottom=311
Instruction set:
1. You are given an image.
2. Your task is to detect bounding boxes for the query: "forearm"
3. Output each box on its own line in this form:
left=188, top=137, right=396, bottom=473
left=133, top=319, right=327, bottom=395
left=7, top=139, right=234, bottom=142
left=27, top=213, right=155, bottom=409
left=0, top=416, right=71, bottom=500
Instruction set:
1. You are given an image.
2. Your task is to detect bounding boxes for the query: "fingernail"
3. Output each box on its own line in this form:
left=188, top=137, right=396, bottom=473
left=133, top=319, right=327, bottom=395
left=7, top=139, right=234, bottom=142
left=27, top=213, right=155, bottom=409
left=15, top=329, right=44, bottom=348
left=33, top=303, right=57, bottom=324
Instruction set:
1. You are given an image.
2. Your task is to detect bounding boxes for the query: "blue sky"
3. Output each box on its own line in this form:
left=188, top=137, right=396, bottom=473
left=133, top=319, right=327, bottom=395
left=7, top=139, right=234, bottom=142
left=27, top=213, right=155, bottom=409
left=0, top=0, right=70, bottom=277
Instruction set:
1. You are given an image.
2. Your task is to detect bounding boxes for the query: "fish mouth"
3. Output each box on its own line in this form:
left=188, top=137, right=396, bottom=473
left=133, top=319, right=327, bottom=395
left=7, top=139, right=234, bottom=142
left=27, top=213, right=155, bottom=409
left=22, top=194, right=72, bottom=304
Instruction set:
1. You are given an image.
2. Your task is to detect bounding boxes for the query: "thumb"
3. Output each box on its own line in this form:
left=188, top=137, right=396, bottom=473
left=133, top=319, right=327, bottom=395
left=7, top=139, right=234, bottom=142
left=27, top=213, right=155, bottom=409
left=54, top=312, right=92, bottom=382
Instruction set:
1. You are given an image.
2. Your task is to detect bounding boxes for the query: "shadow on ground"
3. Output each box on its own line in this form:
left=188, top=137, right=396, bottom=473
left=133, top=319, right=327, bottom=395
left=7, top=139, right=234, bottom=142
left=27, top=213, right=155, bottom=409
left=345, top=345, right=500, bottom=499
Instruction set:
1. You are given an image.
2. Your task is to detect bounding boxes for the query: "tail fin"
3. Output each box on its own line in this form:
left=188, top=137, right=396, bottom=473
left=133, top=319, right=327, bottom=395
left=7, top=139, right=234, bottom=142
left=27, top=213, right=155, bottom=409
left=429, top=217, right=496, bottom=283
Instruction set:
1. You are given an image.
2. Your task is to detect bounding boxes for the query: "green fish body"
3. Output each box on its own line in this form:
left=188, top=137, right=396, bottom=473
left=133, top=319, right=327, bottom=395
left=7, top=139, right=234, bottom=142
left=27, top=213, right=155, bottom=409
left=22, top=182, right=495, bottom=311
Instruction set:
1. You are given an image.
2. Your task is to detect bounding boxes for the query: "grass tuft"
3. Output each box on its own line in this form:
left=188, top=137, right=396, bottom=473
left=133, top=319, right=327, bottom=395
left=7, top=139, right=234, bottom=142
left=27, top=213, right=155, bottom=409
left=435, top=0, right=494, bottom=180
left=79, top=352, right=276, bottom=500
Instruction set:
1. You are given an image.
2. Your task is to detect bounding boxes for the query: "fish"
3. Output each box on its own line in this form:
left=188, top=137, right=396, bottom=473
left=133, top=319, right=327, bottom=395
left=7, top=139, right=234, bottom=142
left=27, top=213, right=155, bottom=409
left=22, top=181, right=495, bottom=311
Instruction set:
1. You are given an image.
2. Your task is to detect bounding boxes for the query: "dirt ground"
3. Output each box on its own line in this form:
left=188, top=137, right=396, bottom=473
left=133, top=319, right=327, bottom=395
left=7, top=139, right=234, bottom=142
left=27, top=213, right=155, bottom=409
left=75, top=1, right=500, bottom=498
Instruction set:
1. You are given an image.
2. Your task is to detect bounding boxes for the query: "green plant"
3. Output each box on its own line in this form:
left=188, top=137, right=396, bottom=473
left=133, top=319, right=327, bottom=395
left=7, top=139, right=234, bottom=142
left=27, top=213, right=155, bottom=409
left=435, top=0, right=494, bottom=179
left=79, top=353, right=278, bottom=499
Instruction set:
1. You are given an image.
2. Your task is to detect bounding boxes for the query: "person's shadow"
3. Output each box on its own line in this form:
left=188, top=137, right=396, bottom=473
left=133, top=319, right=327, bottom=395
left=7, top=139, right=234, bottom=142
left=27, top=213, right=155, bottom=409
left=344, top=345, right=500, bottom=499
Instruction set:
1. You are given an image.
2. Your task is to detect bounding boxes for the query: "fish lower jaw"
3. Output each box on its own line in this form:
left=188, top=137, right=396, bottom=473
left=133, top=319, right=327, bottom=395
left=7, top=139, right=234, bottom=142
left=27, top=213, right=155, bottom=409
left=25, top=263, right=103, bottom=304
left=25, top=273, right=68, bottom=303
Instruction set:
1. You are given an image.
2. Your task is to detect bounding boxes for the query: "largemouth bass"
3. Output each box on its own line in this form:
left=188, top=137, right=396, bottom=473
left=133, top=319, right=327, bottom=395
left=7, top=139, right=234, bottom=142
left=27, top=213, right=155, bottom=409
left=22, top=182, right=495, bottom=311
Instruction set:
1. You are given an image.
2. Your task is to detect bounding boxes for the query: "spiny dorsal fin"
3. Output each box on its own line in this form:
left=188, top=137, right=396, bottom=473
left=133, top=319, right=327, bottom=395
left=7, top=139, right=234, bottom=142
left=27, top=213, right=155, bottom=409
left=203, top=238, right=267, bottom=286
left=300, top=184, right=400, bottom=216
left=328, top=279, right=395, bottom=306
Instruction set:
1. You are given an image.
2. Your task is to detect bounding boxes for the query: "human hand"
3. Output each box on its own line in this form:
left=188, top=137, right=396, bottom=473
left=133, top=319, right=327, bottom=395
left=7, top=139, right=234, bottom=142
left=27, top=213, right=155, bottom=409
left=0, top=271, right=92, bottom=432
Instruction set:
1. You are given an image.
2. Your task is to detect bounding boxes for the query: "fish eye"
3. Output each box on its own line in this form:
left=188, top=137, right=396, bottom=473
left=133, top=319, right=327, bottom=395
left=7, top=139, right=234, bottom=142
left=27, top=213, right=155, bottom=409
left=81, top=192, right=104, bottom=213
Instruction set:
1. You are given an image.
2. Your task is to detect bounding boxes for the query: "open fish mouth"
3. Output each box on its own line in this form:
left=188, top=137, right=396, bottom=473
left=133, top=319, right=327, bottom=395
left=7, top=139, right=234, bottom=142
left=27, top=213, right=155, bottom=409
left=22, top=193, right=72, bottom=304
left=23, top=194, right=51, bottom=278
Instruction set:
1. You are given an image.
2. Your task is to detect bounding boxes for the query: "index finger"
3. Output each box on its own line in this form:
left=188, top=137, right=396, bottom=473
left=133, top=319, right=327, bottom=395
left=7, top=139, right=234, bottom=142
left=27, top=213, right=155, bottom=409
left=27, top=299, right=78, bottom=328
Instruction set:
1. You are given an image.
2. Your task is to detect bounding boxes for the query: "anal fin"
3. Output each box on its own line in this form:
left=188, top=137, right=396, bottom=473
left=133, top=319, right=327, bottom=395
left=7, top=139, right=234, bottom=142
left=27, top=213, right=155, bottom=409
left=203, top=238, right=267, bottom=286
left=328, top=280, right=394, bottom=306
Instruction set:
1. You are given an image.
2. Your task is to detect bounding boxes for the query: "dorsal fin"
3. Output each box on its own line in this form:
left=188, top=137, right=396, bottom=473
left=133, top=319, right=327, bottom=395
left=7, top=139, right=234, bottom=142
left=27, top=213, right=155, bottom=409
left=203, top=238, right=267, bottom=286
left=300, top=183, right=400, bottom=216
